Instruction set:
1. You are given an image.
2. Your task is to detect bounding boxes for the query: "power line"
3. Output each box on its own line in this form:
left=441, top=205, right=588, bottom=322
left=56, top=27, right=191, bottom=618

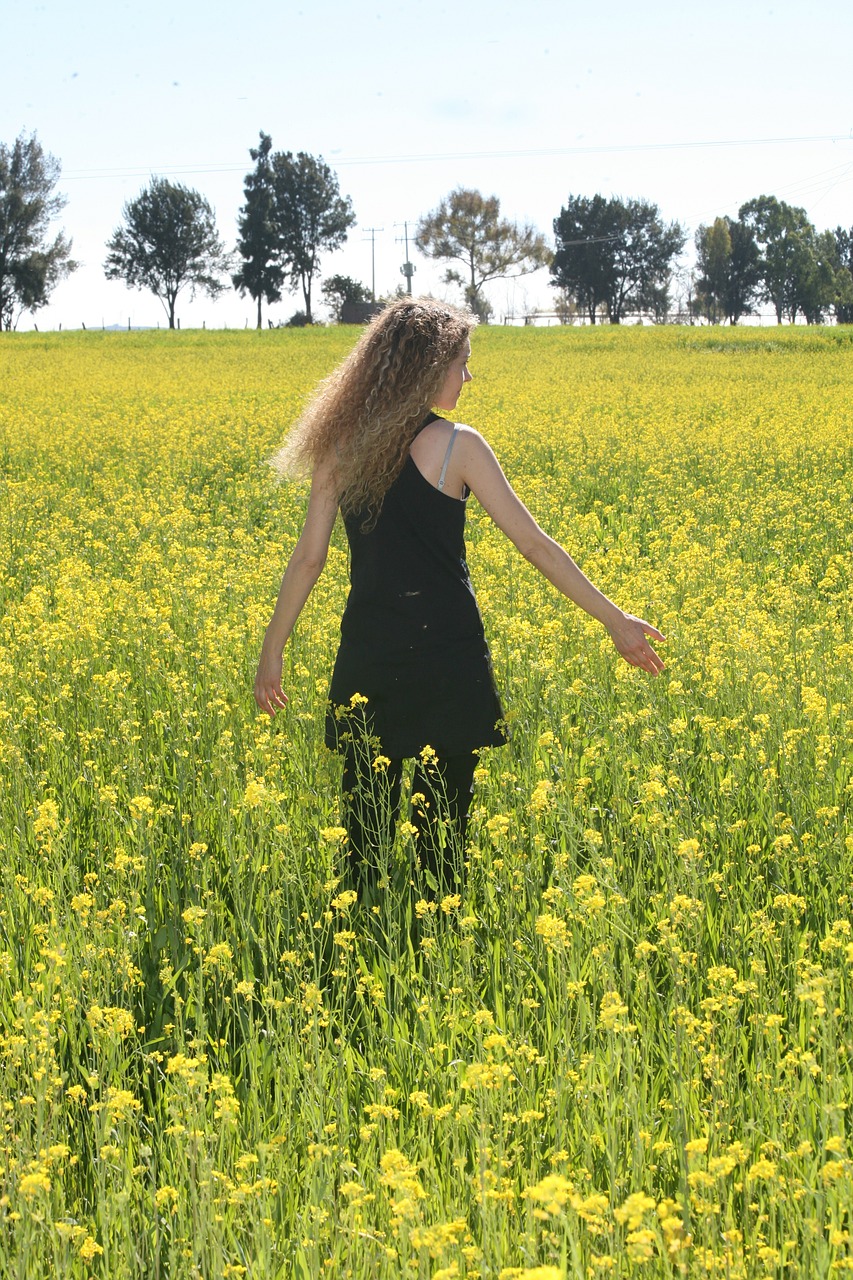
left=60, top=131, right=851, bottom=182
left=681, top=158, right=853, bottom=229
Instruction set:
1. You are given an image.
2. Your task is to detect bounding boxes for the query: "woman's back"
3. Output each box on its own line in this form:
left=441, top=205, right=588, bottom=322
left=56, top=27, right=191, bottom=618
left=339, top=415, right=480, bottom=660
left=327, top=415, right=506, bottom=758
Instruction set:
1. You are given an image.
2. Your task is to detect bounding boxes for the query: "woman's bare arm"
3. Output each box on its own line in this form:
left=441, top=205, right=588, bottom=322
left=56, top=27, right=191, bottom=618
left=254, top=457, right=340, bottom=715
left=456, top=427, right=665, bottom=675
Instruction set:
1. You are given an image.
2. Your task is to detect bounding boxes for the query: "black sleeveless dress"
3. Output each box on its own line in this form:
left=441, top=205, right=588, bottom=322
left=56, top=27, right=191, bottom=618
left=325, top=417, right=507, bottom=759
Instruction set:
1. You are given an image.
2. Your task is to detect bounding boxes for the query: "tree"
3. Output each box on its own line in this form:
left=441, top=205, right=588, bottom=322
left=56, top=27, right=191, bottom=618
left=793, top=229, right=847, bottom=325
left=739, top=196, right=820, bottom=324
left=233, top=132, right=285, bottom=329
left=0, top=132, right=77, bottom=330
left=104, top=178, right=230, bottom=328
left=833, top=226, right=853, bottom=324
left=321, top=274, right=372, bottom=321
left=722, top=219, right=762, bottom=325
left=415, top=188, right=551, bottom=322
left=694, top=218, right=732, bottom=323
left=551, top=195, right=685, bottom=324
left=271, top=152, right=355, bottom=324
left=694, top=216, right=761, bottom=325
left=550, top=195, right=622, bottom=324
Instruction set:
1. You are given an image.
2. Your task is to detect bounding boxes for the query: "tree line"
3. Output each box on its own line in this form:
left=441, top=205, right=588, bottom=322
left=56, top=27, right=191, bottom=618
left=2, top=130, right=852, bottom=331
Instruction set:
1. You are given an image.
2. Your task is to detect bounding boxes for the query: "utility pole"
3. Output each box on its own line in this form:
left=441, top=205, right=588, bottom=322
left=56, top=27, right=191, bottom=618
left=396, top=221, right=416, bottom=295
left=362, top=227, right=383, bottom=301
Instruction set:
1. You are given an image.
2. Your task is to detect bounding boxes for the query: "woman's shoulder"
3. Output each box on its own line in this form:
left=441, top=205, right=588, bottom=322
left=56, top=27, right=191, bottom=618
left=409, top=420, right=491, bottom=500
left=414, top=417, right=482, bottom=446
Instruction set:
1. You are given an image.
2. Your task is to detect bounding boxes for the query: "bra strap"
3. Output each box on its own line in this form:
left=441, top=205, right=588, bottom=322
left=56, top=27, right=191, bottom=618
left=437, top=425, right=459, bottom=492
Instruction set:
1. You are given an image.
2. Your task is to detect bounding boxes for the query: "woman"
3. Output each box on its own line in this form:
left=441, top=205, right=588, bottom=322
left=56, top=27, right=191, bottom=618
left=254, top=298, right=664, bottom=890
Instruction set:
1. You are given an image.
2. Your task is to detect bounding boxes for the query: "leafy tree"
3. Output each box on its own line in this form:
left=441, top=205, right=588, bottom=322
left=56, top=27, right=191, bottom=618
left=0, top=132, right=77, bottom=330
left=271, top=152, right=355, bottom=323
left=551, top=195, right=685, bottom=324
left=415, top=188, right=551, bottom=322
left=321, top=274, right=372, bottom=321
left=694, top=216, right=761, bottom=325
left=104, top=178, right=230, bottom=328
left=549, top=195, right=621, bottom=324
left=833, top=226, right=853, bottom=324
left=722, top=219, right=762, bottom=325
left=739, top=196, right=821, bottom=324
left=796, top=229, right=853, bottom=325
left=233, top=132, right=284, bottom=329
left=694, top=218, right=732, bottom=323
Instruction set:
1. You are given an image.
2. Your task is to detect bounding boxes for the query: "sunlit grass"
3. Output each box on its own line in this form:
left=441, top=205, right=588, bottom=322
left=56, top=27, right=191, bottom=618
left=0, top=325, right=851, bottom=1278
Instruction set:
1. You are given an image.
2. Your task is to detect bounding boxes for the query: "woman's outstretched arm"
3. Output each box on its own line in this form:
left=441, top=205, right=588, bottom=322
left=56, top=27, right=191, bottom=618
left=254, top=456, right=339, bottom=715
left=456, top=427, right=665, bottom=675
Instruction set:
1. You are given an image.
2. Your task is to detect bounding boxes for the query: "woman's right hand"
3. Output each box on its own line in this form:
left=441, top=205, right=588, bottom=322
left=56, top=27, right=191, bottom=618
left=254, top=648, right=289, bottom=716
left=605, top=613, right=666, bottom=675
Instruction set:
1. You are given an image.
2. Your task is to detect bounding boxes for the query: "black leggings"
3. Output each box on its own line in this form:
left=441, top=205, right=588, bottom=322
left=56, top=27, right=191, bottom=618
left=341, top=745, right=476, bottom=892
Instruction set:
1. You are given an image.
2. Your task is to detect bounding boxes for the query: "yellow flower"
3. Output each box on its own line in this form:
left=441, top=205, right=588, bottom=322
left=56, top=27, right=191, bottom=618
left=331, top=888, right=357, bottom=910
left=614, top=1191, right=656, bottom=1229
left=18, top=1171, right=51, bottom=1197
left=747, top=1158, right=777, bottom=1180
left=598, top=990, right=631, bottom=1032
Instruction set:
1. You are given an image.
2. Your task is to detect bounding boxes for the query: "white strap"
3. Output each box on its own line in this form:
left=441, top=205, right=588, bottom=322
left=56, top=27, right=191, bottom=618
left=437, top=425, right=459, bottom=492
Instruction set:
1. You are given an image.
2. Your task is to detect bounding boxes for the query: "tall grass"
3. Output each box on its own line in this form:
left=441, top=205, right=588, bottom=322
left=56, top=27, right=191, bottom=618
left=0, top=326, right=851, bottom=1278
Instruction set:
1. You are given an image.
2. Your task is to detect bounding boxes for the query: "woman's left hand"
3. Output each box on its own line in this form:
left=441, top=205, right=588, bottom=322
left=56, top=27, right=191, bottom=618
left=605, top=613, right=666, bottom=675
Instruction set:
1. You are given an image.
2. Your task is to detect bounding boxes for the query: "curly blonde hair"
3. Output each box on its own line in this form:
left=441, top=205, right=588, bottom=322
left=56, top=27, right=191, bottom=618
left=272, top=297, right=476, bottom=526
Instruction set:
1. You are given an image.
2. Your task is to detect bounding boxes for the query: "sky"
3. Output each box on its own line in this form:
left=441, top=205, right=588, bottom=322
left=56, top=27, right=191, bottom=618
left=3, top=0, right=852, bottom=329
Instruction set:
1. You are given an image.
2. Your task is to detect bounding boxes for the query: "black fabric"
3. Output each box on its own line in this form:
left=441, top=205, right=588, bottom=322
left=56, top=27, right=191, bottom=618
left=326, top=415, right=507, bottom=758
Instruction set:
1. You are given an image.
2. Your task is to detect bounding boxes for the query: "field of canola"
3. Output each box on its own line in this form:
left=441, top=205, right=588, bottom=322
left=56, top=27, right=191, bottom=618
left=0, top=324, right=851, bottom=1279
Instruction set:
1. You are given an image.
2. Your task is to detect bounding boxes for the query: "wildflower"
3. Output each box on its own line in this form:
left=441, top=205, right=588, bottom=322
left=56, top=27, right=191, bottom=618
left=535, top=913, right=569, bottom=946
left=18, top=1171, right=51, bottom=1196
left=105, top=1088, right=142, bottom=1121
left=204, top=942, right=233, bottom=972
left=243, top=777, right=269, bottom=808
left=155, top=1185, right=179, bottom=1212
left=614, top=1191, right=656, bottom=1229
left=34, top=797, right=61, bottom=838
left=529, top=779, right=552, bottom=814
left=128, top=795, right=155, bottom=821
left=321, top=826, right=348, bottom=844
left=598, top=990, right=631, bottom=1032
left=747, top=1158, right=777, bottom=1180
left=461, top=1061, right=514, bottom=1090
left=522, top=1173, right=574, bottom=1216
left=486, top=813, right=511, bottom=839
left=627, top=1228, right=656, bottom=1261
left=331, top=888, right=357, bottom=910
left=409, top=1220, right=467, bottom=1254
left=302, top=983, right=323, bottom=1013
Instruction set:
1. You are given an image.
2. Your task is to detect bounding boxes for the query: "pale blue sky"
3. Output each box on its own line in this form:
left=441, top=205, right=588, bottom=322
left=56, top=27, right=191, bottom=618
left=4, top=0, right=852, bottom=327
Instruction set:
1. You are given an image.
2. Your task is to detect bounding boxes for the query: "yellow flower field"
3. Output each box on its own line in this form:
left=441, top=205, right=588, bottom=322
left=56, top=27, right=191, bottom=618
left=0, top=325, right=851, bottom=1278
